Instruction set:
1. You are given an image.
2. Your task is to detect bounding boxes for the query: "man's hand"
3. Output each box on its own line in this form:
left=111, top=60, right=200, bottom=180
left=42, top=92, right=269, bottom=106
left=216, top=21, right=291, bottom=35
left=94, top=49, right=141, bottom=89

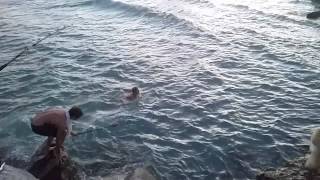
left=54, top=146, right=61, bottom=158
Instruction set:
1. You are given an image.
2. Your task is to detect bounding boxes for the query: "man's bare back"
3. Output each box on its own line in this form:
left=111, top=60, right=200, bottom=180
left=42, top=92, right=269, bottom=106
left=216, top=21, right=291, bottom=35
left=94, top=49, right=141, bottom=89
left=32, top=108, right=68, bottom=131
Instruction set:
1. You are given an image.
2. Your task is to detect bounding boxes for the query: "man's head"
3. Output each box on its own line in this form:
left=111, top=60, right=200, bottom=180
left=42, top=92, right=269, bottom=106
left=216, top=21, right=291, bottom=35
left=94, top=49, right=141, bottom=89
left=69, top=106, right=83, bottom=120
left=132, top=87, right=139, bottom=96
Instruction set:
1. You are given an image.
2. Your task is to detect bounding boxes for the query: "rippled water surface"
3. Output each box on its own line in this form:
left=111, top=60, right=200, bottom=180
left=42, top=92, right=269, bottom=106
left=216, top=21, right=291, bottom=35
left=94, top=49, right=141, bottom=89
left=0, top=0, right=320, bottom=179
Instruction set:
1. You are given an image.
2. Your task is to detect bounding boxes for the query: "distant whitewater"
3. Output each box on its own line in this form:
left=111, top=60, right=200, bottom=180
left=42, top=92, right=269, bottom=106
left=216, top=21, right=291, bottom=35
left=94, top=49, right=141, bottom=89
left=0, top=0, right=319, bottom=179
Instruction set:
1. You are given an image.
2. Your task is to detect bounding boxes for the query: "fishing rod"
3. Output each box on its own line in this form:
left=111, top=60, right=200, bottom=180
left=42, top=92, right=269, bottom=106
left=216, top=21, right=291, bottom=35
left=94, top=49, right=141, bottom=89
left=73, top=123, right=119, bottom=137
left=0, top=26, right=67, bottom=72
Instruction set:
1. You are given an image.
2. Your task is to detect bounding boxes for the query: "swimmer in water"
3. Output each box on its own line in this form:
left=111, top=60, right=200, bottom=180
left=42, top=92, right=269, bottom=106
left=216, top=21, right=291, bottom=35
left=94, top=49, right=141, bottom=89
left=124, top=87, right=140, bottom=101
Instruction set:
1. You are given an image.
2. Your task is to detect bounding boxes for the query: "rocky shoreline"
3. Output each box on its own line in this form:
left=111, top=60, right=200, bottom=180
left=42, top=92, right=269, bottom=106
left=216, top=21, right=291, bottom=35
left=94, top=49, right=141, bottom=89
left=255, top=143, right=320, bottom=180
left=0, top=139, right=157, bottom=180
left=3, top=151, right=318, bottom=180
left=256, top=157, right=314, bottom=180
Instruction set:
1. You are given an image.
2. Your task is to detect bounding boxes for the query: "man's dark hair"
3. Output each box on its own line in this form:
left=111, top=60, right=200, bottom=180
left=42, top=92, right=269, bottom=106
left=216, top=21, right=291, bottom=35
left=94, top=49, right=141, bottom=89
left=69, top=106, right=83, bottom=119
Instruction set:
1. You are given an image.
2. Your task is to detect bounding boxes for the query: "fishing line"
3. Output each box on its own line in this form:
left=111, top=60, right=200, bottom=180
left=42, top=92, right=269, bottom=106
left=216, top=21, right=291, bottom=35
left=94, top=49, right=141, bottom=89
left=72, top=123, right=119, bottom=137
left=0, top=26, right=67, bottom=72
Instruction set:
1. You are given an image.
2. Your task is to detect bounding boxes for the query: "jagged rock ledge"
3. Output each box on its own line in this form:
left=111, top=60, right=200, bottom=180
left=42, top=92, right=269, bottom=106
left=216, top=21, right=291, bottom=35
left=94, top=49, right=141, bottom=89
left=256, top=156, right=320, bottom=180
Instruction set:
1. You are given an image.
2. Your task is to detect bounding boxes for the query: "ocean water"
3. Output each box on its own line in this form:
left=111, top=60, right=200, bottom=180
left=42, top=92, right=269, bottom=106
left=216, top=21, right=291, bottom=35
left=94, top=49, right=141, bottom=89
left=0, top=0, right=320, bottom=179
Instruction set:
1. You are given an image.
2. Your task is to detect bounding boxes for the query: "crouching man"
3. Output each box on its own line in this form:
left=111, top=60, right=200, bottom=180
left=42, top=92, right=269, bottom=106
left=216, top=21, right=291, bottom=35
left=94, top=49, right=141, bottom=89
left=31, top=106, right=83, bottom=162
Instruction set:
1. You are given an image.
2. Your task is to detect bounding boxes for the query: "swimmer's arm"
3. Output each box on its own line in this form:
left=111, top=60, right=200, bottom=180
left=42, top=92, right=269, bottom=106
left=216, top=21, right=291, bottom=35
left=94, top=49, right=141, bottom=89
left=123, top=89, right=131, bottom=93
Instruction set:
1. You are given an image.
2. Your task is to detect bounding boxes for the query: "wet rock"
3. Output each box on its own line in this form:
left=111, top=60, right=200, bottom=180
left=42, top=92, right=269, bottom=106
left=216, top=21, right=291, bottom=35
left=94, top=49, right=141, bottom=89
left=307, top=11, right=320, bottom=19
left=27, top=140, right=83, bottom=180
left=26, top=139, right=159, bottom=180
left=0, top=164, right=37, bottom=180
left=256, top=157, right=320, bottom=180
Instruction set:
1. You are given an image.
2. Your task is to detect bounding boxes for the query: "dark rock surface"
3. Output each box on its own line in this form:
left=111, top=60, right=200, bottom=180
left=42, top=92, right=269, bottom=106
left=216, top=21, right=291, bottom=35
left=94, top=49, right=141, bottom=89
left=307, top=11, right=320, bottom=19
left=256, top=157, right=320, bottom=180
left=27, top=140, right=84, bottom=180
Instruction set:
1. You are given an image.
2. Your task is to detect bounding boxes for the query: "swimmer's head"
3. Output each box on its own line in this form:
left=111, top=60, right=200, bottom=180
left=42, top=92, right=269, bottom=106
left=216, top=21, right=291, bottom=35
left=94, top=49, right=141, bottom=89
left=132, top=87, right=139, bottom=96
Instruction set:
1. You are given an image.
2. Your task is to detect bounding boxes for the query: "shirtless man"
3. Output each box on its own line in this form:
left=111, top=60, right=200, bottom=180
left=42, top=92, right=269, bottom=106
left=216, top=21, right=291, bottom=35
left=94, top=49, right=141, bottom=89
left=31, top=106, right=83, bottom=160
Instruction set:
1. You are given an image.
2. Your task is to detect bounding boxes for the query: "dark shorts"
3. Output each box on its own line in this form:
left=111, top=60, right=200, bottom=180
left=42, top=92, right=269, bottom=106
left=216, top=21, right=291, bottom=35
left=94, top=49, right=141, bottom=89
left=31, top=123, right=57, bottom=137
